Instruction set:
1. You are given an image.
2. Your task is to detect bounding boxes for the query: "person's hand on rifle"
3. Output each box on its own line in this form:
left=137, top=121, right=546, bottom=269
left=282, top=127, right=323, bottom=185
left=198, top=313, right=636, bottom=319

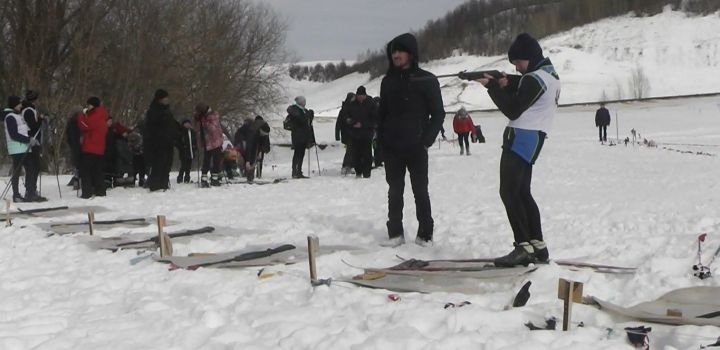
left=476, top=72, right=508, bottom=88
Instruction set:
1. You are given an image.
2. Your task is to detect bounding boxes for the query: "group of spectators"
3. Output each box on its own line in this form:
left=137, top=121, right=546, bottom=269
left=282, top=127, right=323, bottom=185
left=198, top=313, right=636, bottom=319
left=3, top=89, right=272, bottom=201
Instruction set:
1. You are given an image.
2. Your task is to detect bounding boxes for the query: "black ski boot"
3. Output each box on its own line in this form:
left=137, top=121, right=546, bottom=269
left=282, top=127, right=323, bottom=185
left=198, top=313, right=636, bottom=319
left=200, top=175, right=210, bottom=188
left=494, top=243, right=536, bottom=267
left=210, top=174, right=221, bottom=187
left=176, top=175, right=183, bottom=184
left=25, top=193, right=48, bottom=203
left=183, top=175, right=191, bottom=184
left=530, top=240, right=550, bottom=263
left=12, top=194, right=25, bottom=203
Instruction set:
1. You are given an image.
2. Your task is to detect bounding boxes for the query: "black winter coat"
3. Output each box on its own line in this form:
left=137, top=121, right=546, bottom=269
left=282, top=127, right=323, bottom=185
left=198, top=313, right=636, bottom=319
left=65, top=113, right=81, bottom=157
left=176, top=127, right=197, bottom=157
left=144, top=101, right=179, bottom=161
left=378, top=33, right=445, bottom=151
left=287, top=105, right=315, bottom=148
left=345, top=98, right=376, bottom=140
left=595, top=107, right=611, bottom=127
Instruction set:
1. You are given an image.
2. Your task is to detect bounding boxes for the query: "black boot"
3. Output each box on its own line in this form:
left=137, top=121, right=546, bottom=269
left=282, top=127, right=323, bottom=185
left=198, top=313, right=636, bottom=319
left=530, top=240, right=550, bottom=263
left=176, top=175, right=183, bottom=184
left=494, top=243, right=536, bottom=267
left=12, top=194, right=25, bottom=203
left=210, top=173, right=221, bottom=186
left=183, top=175, right=191, bottom=183
left=200, top=175, right=210, bottom=188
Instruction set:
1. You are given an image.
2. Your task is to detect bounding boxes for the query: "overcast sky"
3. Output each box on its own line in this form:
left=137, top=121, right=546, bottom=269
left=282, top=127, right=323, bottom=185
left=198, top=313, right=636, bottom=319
left=260, top=0, right=468, bottom=62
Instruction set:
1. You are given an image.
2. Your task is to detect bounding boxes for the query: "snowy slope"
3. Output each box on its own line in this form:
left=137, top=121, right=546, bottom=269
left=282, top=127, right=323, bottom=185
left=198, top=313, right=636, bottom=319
left=281, top=8, right=720, bottom=116
left=1, top=96, right=719, bottom=349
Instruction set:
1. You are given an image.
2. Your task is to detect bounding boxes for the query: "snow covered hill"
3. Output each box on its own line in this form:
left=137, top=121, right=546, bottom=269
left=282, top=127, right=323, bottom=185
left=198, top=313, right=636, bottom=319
left=280, top=8, right=720, bottom=116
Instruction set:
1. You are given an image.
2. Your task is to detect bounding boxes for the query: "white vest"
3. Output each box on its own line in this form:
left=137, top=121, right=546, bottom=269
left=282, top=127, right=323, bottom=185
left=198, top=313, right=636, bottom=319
left=507, top=66, right=561, bottom=133
left=4, top=110, right=30, bottom=155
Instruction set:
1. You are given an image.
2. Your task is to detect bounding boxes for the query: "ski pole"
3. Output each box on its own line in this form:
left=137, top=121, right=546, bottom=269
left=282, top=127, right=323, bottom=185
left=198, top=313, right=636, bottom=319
left=314, top=145, right=321, bottom=176
left=55, top=162, right=62, bottom=199
left=307, top=148, right=310, bottom=176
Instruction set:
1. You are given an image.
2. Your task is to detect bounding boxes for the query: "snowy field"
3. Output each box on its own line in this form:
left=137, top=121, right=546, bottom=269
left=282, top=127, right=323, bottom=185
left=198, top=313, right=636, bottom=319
left=1, top=95, right=719, bottom=349
left=279, top=9, right=720, bottom=117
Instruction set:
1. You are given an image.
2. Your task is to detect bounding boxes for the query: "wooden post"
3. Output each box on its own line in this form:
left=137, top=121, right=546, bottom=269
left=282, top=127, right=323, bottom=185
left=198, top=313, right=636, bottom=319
left=157, top=215, right=171, bottom=258
left=5, top=199, right=11, bottom=227
left=87, top=211, right=95, bottom=236
left=307, top=235, right=319, bottom=284
left=558, top=278, right=584, bottom=331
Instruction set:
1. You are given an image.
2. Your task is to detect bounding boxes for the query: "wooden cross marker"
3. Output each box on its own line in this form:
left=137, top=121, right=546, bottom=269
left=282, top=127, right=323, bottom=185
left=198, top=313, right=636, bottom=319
left=558, top=278, right=584, bottom=331
left=5, top=199, right=11, bottom=227
left=157, top=215, right=172, bottom=258
left=87, top=211, right=95, bottom=235
left=307, top=235, right=319, bottom=284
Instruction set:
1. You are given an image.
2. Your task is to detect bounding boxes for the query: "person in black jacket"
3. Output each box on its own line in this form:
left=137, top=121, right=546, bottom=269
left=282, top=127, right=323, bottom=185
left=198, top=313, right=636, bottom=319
left=595, top=103, right=611, bottom=142
left=243, top=116, right=271, bottom=182
left=176, top=119, right=196, bottom=183
left=65, top=106, right=83, bottom=189
left=377, top=33, right=445, bottom=247
left=345, top=86, right=376, bottom=178
left=21, top=90, right=46, bottom=202
left=336, top=92, right=355, bottom=175
left=144, top=89, right=179, bottom=191
left=287, top=96, right=315, bottom=178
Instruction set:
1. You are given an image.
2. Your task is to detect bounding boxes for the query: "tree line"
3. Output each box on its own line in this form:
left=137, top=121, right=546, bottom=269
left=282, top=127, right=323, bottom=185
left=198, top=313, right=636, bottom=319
left=0, top=0, right=287, bottom=171
left=292, top=0, right=720, bottom=81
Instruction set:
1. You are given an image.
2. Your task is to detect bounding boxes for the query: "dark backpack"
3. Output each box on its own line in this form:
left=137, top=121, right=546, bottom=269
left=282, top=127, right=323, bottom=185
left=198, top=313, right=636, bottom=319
left=283, top=115, right=293, bottom=131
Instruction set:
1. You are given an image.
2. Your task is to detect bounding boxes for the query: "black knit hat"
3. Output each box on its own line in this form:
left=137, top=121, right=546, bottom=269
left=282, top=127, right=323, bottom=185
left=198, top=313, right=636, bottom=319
left=508, top=33, right=543, bottom=64
left=194, top=103, right=209, bottom=115
left=7, top=96, right=22, bottom=109
left=154, top=89, right=169, bottom=101
left=25, top=90, right=39, bottom=101
left=356, top=86, right=367, bottom=96
left=87, top=96, right=101, bottom=108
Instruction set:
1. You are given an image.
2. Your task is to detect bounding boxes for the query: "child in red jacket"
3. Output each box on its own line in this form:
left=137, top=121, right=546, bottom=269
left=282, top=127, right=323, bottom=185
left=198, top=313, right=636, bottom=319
left=452, top=107, right=476, bottom=155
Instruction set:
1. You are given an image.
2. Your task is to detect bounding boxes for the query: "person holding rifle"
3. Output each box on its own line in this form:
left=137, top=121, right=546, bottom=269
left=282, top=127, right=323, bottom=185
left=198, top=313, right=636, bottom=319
left=475, top=33, right=561, bottom=267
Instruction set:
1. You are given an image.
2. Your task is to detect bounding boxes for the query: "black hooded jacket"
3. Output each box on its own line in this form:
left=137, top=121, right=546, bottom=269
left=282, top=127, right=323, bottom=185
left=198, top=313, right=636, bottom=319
left=144, top=100, right=179, bottom=160
left=595, top=107, right=611, bottom=127
left=378, top=33, right=445, bottom=151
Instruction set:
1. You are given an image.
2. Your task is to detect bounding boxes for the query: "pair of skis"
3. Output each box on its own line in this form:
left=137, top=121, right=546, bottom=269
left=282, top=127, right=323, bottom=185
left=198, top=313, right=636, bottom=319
left=694, top=233, right=720, bottom=279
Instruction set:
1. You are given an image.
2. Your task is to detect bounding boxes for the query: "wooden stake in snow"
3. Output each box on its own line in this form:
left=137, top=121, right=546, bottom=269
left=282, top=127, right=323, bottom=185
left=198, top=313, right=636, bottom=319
left=307, top=235, right=319, bottom=284
left=157, top=215, right=172, bottom=258
left=5, top=199, right=11, bottom=227
left=87, top=211, right=95, bottom=236
left=558, top=278, right=583, bottom=331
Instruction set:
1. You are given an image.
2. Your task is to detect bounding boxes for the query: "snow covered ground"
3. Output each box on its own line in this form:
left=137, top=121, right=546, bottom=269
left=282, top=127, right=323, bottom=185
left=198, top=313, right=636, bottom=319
left=279, top=8, right=720, bottom=117
left=1, top=95, right=719, bottom=349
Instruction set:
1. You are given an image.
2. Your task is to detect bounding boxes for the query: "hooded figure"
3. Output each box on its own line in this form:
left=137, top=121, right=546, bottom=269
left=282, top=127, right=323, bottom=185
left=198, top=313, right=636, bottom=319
left=144, top=89, right=180, bottom=191
left=193, top=103, right=224, bottom=187
left=286, top=96, right=315, bottom=178
left=336, top=92, right=355, bottom=174
left=377, top=33, right=445, bottom=247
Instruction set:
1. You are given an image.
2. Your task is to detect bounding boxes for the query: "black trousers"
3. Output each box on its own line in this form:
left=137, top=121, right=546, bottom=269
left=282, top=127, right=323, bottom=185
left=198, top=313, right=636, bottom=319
left=201, top=148, right=222, bottom=176
left=384, top=145, right=433, bottom=240
left=10, top=153, right=31, bottom=197
left=499, top=149, right=543, bottom=244
left=457, top=132, right=470, bottom=150
left=292, top=145, right=306, bottom=175
left=178, top=151, right=192, bottom=180
left=132, top=155, right=146, bottom=185
left=80, top=153, right=106, bottom=198
left=351, top=137, right=372, bottom=177
left=342, top=140, right=353, bottom=168
left=147, top=147, right=173, bottom=191
left=26, top=146, right=41, bottom=195
left=598, top=126, right=607, bottom=141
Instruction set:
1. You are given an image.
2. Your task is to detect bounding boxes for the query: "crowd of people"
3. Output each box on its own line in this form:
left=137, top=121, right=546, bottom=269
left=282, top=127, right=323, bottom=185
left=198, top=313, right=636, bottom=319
left=3, top=31, right=561, bottom=268
left=3, top=89, right=271, bottom=201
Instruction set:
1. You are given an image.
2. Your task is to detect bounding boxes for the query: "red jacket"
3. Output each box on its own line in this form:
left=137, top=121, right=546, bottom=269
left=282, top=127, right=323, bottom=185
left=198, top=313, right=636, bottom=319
left=193, top=109, right=223, bottom=151
left=78, top=105, right=108, bottom=155
left=453, top=115, right=476, bottom=134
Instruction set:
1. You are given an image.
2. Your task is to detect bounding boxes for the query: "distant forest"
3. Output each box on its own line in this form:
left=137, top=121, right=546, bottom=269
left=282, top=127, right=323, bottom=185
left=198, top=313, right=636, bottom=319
left=289, top=0, right=720, bottom=82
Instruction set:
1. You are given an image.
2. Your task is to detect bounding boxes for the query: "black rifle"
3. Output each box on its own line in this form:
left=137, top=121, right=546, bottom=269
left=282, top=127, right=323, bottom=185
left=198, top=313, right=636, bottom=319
left=411, top=70, right=505, bottom=82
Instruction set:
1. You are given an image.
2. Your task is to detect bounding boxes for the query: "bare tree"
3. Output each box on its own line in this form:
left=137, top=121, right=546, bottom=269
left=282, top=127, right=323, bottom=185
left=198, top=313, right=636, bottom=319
left=629, top=64, right=651, bottom=99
